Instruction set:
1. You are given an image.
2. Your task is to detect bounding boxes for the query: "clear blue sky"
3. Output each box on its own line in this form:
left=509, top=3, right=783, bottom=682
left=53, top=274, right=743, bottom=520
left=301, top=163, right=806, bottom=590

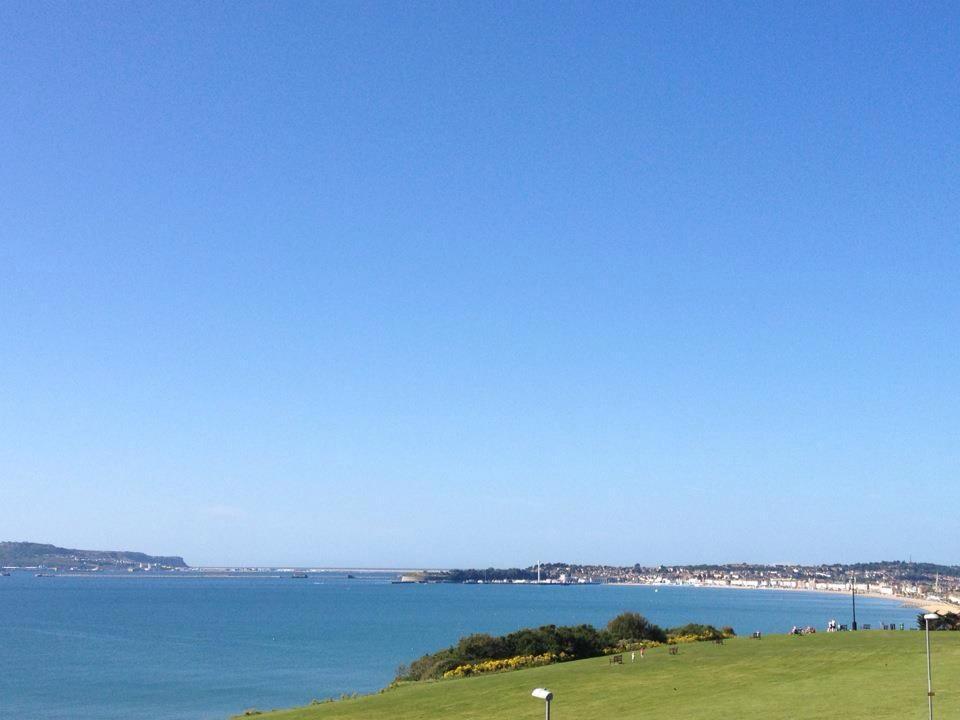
left=1, top=2, right=957, bottom=568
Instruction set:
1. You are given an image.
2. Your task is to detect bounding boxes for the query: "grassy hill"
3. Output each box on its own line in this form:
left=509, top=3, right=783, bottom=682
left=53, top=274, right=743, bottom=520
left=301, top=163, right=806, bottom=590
left=0, top=541, right=187, bottom=568
left=242, top=632, right=959, bottom=720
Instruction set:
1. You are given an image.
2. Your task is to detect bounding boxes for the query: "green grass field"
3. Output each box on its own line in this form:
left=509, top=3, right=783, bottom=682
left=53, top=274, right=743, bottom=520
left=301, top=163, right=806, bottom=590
left=241, top=632, right=960, bottom=720
left=242, top=631, right=960, bottom=720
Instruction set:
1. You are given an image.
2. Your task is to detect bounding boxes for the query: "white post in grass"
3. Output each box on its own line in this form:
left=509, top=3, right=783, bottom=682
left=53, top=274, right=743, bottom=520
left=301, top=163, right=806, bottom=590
left=923, top=613, right=939, bottom=720
left=532, top=688, right=553, bottom=720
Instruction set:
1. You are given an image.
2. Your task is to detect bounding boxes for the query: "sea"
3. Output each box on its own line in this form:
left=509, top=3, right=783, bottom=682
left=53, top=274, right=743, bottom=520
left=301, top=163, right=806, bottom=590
left=0, top=571, right=921, bottom=720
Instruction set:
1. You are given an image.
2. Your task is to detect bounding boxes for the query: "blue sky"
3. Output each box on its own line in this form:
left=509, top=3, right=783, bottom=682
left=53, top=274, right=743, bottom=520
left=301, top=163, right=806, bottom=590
left=1, top=2, right=957, bottom=567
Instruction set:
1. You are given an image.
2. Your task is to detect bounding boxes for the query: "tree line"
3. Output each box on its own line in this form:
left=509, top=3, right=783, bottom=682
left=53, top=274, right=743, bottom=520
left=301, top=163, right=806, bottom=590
left=396, top=612, right=734, bottom=681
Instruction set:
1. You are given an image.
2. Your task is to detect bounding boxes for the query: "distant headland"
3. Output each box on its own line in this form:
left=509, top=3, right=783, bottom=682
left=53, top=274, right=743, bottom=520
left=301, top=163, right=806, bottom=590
left=0, top=541, right=187, bottom=571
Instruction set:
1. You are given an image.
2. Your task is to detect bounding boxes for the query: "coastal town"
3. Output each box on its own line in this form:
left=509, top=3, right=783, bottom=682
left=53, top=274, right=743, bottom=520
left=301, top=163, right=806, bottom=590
left=429, top=561, right=960, bottom=609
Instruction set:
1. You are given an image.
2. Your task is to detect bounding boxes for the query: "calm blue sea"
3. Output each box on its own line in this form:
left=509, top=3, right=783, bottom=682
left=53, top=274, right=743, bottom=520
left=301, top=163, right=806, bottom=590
left=0, top=572, right=919, bottom=719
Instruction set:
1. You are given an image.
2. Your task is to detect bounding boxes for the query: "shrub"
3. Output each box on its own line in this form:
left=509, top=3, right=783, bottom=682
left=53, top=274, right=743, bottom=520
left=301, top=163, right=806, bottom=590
left=607, top=612, right=668, bottom=643
left=398, top=624, right=605, bottom=680
left=455, top=633, right=510, bottom=661
left=917, top=612, right=960, bottom=630
left=667, top=623, right=733, bottom=642
left=403, top=648, right=461, bottom=681
left=398, top=613, right=729, bottom=682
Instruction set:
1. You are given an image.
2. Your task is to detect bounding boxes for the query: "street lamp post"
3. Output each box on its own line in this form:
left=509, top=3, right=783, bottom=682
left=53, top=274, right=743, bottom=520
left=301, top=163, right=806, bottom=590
left=923, top=613, right=938, bottom=720
left=851, top=575, right=858, bottom=631
left=532, top=688, right=553, bottom=720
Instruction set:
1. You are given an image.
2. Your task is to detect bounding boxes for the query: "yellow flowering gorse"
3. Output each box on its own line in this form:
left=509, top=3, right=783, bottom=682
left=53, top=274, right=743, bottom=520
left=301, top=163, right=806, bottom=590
left=443, top=652, right=567, bottom=679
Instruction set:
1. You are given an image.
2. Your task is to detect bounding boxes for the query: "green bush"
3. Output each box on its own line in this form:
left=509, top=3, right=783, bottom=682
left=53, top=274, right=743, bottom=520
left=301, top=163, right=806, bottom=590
left=398, top=614, right=735, bottom=681
left=607, top=612, right=668, bottom=643
left=666, top=623, right=734, bottom=642
left=399, top=624, right=610, bottom=680
left=917, top=612, right=960, bottom=630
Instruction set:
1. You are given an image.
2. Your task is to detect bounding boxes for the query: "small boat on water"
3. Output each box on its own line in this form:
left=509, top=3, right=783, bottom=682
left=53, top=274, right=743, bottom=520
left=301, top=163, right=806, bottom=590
left=291, top=572, right=308, bottom=579
left=346, top=574, right=356, bottom=579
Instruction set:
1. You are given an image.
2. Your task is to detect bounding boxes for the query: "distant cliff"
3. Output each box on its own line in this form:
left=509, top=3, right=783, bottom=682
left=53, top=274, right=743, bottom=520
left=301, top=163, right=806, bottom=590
left=0, top=541, right=188, bottom=569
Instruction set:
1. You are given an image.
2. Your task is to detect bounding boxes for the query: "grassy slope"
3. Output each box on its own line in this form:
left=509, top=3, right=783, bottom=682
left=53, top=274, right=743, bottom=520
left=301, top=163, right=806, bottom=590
left=245, top=632, right=959, bottom=720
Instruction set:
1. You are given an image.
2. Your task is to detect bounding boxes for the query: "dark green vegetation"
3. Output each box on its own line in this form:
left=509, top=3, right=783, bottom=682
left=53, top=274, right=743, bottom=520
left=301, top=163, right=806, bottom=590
left=667, top=623, right=736, bottom=642
left=0, top=541, right=187, bottom=568
left=443, top=568, right=537, bottom=583
left=243, top=632, right=960, bottom=720
left=606, top=611, right=668, bottom=644
left=398, top=613, right=730, bottom=681
left=919, top=612, right=960, bottom=630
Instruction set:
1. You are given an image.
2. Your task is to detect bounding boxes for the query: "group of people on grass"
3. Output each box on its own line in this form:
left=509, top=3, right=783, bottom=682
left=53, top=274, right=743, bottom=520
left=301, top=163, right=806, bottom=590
left=792, top=619, right=847, bottom=634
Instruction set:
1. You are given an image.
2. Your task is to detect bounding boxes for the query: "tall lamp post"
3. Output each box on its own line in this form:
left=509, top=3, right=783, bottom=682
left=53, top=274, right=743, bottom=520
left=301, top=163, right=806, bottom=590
left=532, top=688, right=553, bottom=720
left=851, top=576, right=858, bottom=631
left=923, top=613, right=938, bottom=720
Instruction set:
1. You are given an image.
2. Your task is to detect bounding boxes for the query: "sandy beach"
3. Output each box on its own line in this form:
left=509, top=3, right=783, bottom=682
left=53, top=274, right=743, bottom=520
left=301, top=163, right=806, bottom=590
left=621, top=581, right=960, bottom=616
